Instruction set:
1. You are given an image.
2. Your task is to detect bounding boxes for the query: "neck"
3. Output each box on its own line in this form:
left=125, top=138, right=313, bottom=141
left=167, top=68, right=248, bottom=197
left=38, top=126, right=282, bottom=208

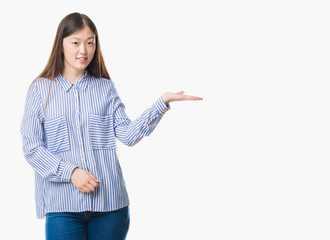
left=62, top=67, right=86, bottom=84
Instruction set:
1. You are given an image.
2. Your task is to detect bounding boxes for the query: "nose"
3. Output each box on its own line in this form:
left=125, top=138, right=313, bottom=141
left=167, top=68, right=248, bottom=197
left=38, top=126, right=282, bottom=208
left=79, top=44, right=87, bottom=54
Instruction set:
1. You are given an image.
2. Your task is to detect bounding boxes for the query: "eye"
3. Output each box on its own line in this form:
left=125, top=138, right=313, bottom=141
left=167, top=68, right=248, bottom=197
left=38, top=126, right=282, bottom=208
left=72, top=42, right=79, bottom=45
left=88, top=42, right=94, bottom=45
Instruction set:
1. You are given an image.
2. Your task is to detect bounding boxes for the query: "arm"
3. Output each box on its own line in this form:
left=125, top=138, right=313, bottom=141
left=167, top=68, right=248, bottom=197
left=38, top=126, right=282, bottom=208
left=20, top=83, right=77, bottom=182
left=111, top=83, right=170, bottom=147
left=111, top=81, right=203, bottom=147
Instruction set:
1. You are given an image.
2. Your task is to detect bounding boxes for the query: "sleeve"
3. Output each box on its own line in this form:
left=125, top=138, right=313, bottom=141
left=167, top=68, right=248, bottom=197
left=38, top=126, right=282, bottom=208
left=111, top=82, right=171, bottom=147
left=20, top=83, right=78, bottom=182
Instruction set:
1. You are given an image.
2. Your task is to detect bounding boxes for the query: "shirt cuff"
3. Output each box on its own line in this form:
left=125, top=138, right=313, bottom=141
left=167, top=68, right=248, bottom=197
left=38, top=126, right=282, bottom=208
left=61, top=162, right=78, bottom=183
left=155, top=96, right=171, bottom=114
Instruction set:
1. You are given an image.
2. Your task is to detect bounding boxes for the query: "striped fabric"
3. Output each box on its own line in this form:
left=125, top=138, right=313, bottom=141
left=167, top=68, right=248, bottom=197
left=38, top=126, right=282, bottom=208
left=20, top=70, right=170, bottom=219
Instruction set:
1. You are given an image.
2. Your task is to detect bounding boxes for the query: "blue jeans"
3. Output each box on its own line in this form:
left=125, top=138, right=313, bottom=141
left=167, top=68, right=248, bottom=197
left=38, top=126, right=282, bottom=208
left=45, top=206, right=130, bottom=240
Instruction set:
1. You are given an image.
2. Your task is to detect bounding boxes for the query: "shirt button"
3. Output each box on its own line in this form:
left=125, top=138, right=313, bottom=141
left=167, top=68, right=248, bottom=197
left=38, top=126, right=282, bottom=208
left=77, top=126, right=80, bottom=130
left=79, top=143, right=82, bottom=146
left=163, top=109, right=166, bottom=112
left=64, top=179, right=67, bottom=182
left=76, top=109, right=79, bottom=113
left=75, top=94, right=78, bottom=98
left=82, top=159, right=85, bottom=162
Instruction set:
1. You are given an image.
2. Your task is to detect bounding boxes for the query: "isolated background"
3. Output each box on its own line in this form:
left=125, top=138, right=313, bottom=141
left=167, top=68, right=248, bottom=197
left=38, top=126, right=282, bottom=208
left=1, top=0, right=329, bottom=239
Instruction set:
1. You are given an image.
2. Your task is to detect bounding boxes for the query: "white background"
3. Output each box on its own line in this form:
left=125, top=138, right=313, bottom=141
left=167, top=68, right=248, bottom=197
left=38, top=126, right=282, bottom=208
left=1, top=0, right=329, bottom=239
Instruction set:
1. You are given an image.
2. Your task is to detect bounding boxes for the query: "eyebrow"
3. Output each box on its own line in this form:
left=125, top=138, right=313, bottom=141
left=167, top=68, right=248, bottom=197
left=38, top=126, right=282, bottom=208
left=70, top=36, right=95, bottom=40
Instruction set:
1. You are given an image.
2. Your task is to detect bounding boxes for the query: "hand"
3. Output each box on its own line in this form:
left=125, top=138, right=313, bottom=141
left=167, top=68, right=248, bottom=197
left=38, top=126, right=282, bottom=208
left=71, top=168, right=99, bottom=193
left=162, top=91, right=203, bottom=105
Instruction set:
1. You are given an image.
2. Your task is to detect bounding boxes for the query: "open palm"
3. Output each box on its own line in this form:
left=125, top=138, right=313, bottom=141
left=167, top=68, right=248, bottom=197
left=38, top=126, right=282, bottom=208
left=162, top=91, right=203, bottom=105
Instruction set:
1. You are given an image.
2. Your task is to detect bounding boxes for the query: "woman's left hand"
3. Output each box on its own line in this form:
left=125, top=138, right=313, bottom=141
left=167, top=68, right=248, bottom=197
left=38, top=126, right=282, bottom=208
left=162, top=91, right=203, bottom=105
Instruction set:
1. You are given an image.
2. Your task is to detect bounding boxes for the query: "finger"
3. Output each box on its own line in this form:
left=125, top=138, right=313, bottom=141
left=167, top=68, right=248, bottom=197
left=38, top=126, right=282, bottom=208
left=89, top=179, right=99, bottom=188
left=173, top=95, right=198, bottom=101
left=191, top=96, right=203, bottom=100
left=86, top=183, right=95, bottom=192
left=176, top=91, right=184, bottom=95
left=87, top=172, right=99, bottom=183
left=181, top=95, right=203, bottom=101
left=81, top=186, right=90, bottom=193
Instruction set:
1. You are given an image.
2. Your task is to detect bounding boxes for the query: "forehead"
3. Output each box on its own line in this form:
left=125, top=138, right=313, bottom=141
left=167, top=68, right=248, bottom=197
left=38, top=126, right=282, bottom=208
left=67, top=25, right=95, bottom=39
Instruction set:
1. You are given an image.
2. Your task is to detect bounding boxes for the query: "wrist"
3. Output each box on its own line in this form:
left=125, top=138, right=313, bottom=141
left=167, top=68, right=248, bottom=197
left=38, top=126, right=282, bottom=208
left=70, top=167, right=79, bottom=182
left=162, top=94, right=170, bottom=105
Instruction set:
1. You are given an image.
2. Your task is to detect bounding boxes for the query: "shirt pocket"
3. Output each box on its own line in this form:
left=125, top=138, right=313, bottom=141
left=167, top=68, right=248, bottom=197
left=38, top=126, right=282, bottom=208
left=44, top=116, right=71, bottom=154
left=88, top=113, right=116, bottom=150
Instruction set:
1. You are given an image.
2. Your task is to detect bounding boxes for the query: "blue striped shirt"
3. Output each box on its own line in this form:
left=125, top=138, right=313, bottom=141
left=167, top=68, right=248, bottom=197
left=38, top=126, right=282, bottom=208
left=20, top=70, right=170, bottom=219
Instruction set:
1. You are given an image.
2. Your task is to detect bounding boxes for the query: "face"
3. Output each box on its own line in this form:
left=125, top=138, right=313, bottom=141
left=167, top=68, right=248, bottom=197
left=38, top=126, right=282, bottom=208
left=62, top=25, right=96, bottom=75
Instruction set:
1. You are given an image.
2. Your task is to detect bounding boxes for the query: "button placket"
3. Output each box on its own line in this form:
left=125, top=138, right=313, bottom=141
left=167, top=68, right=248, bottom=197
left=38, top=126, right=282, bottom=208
left=73, top=87, right=86, bottom=166
left=73, top=86, right=92, bottom=209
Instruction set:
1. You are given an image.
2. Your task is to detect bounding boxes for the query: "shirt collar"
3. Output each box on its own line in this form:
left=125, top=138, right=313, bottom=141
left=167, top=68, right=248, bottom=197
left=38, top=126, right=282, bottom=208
left=57, top=70, right=90, bottom=92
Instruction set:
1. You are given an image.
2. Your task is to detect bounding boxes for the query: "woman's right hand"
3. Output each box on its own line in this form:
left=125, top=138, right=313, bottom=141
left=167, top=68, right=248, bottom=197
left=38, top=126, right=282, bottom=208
left=71, top=168, right=99, bottom=193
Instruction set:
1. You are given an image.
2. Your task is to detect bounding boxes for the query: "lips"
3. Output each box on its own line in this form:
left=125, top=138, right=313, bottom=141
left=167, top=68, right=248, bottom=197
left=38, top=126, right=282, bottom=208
left=78, top=57, right=87, bottom=63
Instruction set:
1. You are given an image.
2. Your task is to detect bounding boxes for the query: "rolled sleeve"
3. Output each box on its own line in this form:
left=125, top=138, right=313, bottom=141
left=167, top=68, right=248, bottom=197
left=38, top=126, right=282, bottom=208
left=60, top=162, right=78, bottom=182
left=154, top=97, right=171, bottom=114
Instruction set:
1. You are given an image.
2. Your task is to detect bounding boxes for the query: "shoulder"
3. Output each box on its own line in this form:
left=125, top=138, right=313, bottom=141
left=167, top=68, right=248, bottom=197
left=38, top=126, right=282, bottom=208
left=34, top=77, right=52, bottom=86
left=89, top=75, right=117, bottom=92
left=28, top=77, right=54, bottom=100
left=26, top=77, right=49, bottom=94
left=24, top=78, right=49, bottom=104
left=29, top=77, right=52, bottom=91
left=89, top=75, right=114, bottom=85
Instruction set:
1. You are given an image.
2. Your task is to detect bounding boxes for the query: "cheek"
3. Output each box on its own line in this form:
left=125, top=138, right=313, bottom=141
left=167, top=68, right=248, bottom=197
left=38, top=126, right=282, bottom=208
left=87, top=48, right=96, bottom=62
left=88, top=47, right=96, bottom=56
left=63, top=48, right=76, bottom=60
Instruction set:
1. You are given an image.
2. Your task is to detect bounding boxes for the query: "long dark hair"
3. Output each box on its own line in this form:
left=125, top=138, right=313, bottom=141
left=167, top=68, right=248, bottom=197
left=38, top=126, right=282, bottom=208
left=29, top=12, right=111, bottom=108
left=37, top=12, right=110, bottom=81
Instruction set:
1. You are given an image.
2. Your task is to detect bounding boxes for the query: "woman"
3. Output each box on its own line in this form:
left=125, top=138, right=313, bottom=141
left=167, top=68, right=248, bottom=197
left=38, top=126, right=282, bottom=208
left=20, top=12, right=202, bottom=240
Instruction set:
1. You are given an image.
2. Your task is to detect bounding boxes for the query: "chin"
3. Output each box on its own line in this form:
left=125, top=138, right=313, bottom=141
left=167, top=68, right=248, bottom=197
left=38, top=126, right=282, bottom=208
left=75, top=65, right=88, bottom=71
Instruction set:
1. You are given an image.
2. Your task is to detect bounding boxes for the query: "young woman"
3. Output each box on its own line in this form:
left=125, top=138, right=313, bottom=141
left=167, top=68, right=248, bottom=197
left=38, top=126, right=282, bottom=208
left=20, top=12, right=202, bottom=240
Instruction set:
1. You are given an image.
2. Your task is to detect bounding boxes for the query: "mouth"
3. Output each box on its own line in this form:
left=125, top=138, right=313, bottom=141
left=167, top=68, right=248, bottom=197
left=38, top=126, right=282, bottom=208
left=78, top=57, right=87, bottom=63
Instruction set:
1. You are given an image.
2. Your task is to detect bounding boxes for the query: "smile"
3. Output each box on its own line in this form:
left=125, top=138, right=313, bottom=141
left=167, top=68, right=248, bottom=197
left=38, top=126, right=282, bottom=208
left=78, top=57, right=87, bottom=63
